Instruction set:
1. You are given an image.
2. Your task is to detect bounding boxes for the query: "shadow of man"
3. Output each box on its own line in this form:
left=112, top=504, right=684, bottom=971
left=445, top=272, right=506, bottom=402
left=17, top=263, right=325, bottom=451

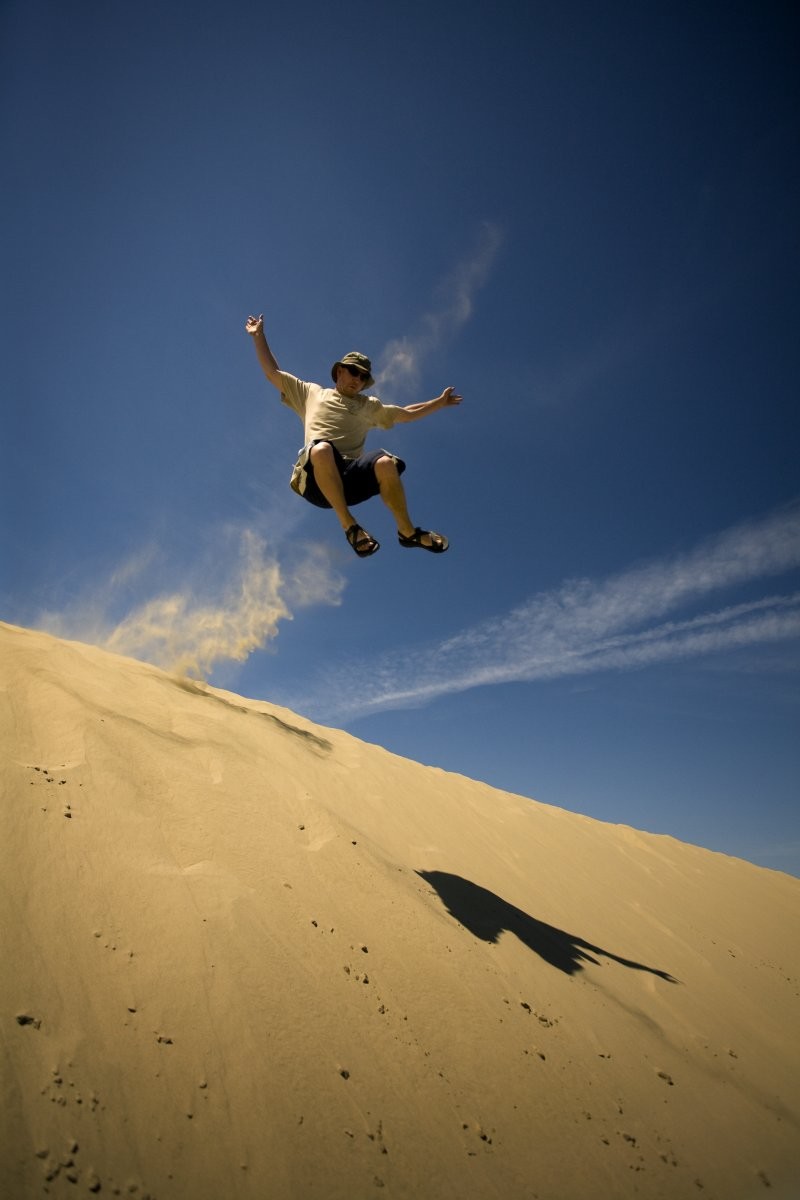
left=418, top=870, right=678, bottom=982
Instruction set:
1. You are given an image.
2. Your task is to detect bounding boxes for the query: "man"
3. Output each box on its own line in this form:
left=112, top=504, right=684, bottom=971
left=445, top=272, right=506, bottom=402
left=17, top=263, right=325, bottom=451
left=245, top=313, right=462, bottom=558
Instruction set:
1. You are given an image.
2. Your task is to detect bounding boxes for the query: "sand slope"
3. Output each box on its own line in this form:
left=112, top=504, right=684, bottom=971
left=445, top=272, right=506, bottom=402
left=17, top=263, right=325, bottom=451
left=1, top=620, right=798, bottom=1200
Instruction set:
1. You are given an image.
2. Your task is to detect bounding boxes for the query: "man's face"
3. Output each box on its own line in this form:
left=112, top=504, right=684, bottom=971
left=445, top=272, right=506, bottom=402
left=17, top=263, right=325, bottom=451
left=335, top=364, right=369, bottom=395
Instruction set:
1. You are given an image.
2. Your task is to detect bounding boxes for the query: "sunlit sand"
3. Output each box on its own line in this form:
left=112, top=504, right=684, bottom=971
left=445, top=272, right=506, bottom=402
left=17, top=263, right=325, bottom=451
left=2, top=621, right=798, bottom=1199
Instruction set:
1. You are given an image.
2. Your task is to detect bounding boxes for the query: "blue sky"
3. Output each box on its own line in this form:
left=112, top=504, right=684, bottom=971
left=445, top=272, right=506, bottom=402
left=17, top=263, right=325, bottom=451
left=2, top=1, right=799, bottom=876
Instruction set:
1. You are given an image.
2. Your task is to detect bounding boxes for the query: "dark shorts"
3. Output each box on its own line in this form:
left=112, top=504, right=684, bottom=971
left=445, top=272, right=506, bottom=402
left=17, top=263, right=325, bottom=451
left=301, top=441, right=406, bottom=509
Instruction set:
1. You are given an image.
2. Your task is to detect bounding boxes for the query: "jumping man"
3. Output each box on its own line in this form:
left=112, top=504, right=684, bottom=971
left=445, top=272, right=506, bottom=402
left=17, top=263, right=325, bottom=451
left=245, top=314, right=462, bottom=557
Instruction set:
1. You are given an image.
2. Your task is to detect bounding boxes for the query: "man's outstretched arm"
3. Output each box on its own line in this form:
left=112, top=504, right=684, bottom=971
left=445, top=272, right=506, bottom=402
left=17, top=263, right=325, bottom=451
left=245, top=314, right=283, bottom=389
left=394, top=386, right=463, bottom=423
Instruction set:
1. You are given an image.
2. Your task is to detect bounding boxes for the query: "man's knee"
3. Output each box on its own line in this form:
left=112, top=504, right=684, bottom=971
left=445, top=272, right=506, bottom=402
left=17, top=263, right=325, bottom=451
left=309, top=440, right=334, bottom=462
left=374, top=453, right=399, bottom=480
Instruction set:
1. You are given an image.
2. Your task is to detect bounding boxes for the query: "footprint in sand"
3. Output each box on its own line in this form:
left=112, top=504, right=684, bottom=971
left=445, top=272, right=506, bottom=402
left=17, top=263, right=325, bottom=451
left=16, top=1013, right=41, bottom=1029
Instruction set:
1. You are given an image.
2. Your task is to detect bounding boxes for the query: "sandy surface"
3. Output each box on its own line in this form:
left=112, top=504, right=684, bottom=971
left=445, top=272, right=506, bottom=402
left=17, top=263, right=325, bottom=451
left=1, top=620, right=799, bottom=1199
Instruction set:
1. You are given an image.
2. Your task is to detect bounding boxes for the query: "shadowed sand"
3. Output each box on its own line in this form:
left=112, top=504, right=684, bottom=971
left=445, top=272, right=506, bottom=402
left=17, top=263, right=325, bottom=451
left=417, top=871, right=680, bottom=980
left=1, top=620, right=799, bottom=1199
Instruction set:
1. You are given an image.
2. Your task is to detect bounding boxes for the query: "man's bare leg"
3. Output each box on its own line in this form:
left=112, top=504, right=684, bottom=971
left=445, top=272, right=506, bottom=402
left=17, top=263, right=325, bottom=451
left=309, top=442, right=378, bottom=553
left=308, top=442, right=357, bottom=529
left=375, top=455, right=448, bottom=551
left=374, top=455, right=415, bottom=537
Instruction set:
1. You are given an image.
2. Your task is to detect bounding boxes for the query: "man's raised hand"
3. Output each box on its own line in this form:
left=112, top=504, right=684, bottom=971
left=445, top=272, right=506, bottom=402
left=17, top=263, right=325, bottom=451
left=439, top=387, right=463, bottom=407
left=245, top=314, right=264, bottom=337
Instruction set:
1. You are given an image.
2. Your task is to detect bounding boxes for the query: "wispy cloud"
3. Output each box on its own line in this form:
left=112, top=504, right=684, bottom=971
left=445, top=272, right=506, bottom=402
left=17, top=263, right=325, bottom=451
left=37, top=527, right=345, bottom=678
left=375, top=222, right=503, bottom=392
left=297, top=505, right=800, bottom=720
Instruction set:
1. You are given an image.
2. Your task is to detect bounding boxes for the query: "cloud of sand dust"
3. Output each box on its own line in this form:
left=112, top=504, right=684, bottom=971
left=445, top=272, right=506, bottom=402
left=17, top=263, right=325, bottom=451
left=39, top=529, right=345, bottom=679
left=375, top=222, right=503, bottom=393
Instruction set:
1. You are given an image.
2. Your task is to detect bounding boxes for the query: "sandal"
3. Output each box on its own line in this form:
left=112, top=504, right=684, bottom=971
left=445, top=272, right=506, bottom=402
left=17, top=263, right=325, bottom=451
left=346, top=524, right=380, bottom=558
left=398, top=527, right=449, bottom=554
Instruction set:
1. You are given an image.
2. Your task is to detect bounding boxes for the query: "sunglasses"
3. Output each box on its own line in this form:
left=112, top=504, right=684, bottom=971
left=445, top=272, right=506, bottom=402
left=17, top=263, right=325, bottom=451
left=342, top=364, right=369, bottom=381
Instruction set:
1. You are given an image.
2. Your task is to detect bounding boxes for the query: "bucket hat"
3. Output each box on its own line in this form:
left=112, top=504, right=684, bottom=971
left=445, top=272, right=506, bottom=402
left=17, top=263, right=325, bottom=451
left=331, top=351, right=374, bottom=391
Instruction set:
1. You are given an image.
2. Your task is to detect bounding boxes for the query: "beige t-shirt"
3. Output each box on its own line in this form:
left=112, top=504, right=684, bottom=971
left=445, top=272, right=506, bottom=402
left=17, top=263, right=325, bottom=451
left=277, top=371, right=403, bottom=460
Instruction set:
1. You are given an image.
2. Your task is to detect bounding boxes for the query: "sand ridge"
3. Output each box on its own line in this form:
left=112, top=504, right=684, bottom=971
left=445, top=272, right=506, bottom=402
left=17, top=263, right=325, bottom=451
left=1, top=620, right=799, bottom=1199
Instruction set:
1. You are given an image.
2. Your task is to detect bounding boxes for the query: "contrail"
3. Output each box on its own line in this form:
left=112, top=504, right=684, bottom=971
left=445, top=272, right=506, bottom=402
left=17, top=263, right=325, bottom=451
left=292, top=504, right=800, bottom=719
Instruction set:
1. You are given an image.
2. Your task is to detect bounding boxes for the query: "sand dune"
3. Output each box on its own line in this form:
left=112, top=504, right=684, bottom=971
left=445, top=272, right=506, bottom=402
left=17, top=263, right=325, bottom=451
left=2, top=620, right=798, bottom=1199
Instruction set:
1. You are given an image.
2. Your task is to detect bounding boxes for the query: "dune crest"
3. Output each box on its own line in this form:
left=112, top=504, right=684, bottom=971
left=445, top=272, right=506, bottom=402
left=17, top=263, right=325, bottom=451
left=2, top=621, right=798, bottom=1199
